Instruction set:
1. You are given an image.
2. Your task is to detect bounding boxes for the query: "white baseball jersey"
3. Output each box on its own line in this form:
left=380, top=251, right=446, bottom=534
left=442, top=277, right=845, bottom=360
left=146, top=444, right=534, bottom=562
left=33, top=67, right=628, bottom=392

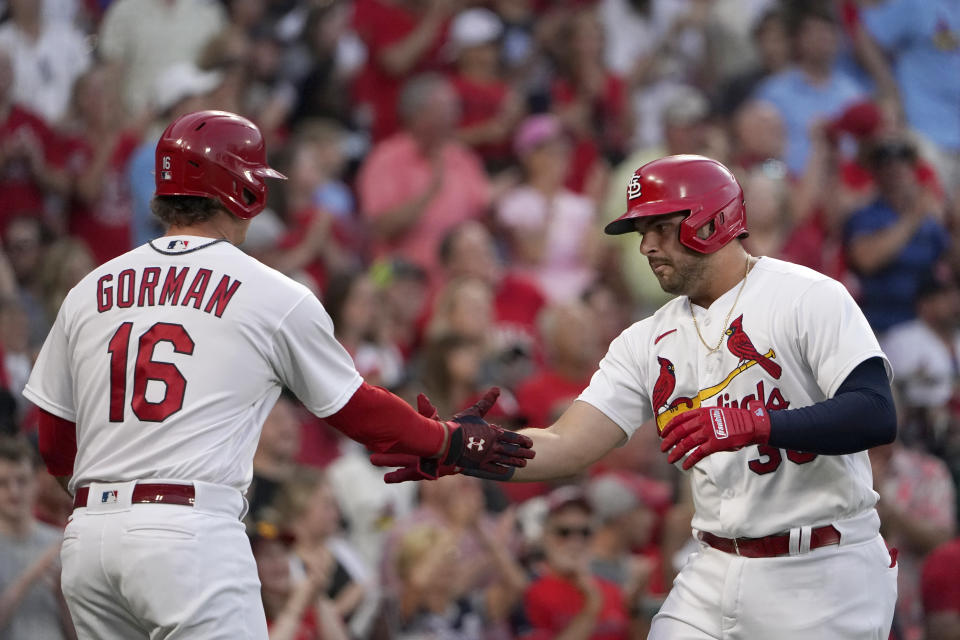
left=24, top=236, right=363, bottom=494
left=579, top=257, right=890, bottom=538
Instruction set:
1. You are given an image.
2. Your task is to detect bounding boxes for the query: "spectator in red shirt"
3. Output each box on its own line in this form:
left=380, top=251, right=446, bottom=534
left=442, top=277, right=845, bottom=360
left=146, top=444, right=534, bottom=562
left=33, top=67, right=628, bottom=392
left=357, top=73, right=490, bottom=278
left=921, top=538, right=960, bottom=640
left=447, top=7, right=525, bottom=171
left=523, top=486, right=636, bottom=640
left=61, top=65, right=141, bottom=265
left=0, top=49, right=68, bottom=233
left=516, top=299, right=601, bottom=429
left=550, top=7, right=630, bottom=200
left=352, top=0, right=452, bottom=141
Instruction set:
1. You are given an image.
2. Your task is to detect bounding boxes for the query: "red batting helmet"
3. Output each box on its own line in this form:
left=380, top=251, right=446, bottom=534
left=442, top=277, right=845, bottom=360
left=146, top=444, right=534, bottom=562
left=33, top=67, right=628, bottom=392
left=604, top=155, right=747, bottom=254
left=154, top=110, right=286, bottom=220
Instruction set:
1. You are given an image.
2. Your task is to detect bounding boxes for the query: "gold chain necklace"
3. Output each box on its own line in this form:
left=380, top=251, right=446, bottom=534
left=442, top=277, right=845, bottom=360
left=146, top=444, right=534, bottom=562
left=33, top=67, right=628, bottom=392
left=689, top=256, right=752, bottom=353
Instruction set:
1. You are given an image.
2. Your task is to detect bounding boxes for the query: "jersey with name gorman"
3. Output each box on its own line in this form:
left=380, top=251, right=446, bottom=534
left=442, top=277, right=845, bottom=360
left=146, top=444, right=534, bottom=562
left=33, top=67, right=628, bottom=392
left=24, top=236, right=363, bottom=494
left=577, top=257, right=890, bottom=539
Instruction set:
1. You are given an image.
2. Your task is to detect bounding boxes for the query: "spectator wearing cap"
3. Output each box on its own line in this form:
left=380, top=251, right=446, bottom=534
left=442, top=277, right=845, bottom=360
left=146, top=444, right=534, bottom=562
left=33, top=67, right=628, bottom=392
left=921, top=538, right=960, bottom=640
left=845, top=137, right=950, bottom=333
left=127, top=62, right=224, bottom=248
left=250, top=520, right=350, bottom=640
left=496, top=114, right=600, bottom=304
left=97, top=0, right=226, bottom=119
left=753, top=6, right=862, bottom=176
left=59, top=64, right=141, bottom=265
left=881, top=275, right=960, bottom=442
left=586, top=473, right=672, bottom=634
left=855, top=0, right=960, bottom=197
left=447, top=7, right=525, bottom=172
left=352, top=0, right=453, bottom=142
left=523, top=486, right=636, bottom=640
left=357, top=73, right=491, bottom=279
left=0, top=0, right=91, bottom=126
left=819, top=101, right=945, bottom=218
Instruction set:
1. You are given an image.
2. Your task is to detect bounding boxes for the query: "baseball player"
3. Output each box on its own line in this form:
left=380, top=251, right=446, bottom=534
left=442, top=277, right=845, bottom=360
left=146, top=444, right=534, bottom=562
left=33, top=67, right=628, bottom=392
left=378, top=155, right=899, bottom=639
left=23, top=110, right=533, bottom=640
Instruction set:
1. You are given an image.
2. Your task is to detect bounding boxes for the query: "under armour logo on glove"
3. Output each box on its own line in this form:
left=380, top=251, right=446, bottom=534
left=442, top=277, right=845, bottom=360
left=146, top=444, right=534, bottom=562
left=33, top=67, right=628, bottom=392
left=370, top=388, right=534, bottom=483
left=660, top=400, right=771, bottom=470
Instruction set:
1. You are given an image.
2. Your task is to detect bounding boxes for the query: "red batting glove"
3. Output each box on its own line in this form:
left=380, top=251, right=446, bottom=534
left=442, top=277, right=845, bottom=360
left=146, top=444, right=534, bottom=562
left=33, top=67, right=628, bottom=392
left=369, top=452, right=460, bottom=483
left=660, top=400, right=771, bottom=470
left=371, top=389, right=535, bottom=482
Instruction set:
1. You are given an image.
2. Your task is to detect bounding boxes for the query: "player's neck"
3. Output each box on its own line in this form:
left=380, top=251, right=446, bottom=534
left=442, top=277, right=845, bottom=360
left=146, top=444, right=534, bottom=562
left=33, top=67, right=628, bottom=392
left=166, top=213, right=248, bottom=246
left=689, top=247, right=753, bottom=309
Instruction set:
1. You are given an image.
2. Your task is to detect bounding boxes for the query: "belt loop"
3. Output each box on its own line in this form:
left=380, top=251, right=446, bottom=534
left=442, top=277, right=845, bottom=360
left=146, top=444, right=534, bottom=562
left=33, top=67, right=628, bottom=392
left=788, top=528, right=801, bottom=556
left=732, top=537, right=740, bottom=556
left=799, top=526, right=813, bottom=554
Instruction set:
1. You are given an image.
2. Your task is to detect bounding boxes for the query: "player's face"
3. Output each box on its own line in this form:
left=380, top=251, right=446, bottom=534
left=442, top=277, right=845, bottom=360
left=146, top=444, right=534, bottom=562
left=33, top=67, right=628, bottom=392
left=0, top=459, right=35, bottom=524
left=636, top=214, right=708, bottom=296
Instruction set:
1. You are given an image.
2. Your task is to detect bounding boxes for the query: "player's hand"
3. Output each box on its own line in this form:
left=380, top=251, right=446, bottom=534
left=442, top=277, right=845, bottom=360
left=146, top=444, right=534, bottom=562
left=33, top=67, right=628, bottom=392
left=370, top=389, right=535, bottom=482
left=660, top=401, right=771, bottom=470
left=369, top=393, right=456, bottom=482
left=438, top=387, right=535, bottom=480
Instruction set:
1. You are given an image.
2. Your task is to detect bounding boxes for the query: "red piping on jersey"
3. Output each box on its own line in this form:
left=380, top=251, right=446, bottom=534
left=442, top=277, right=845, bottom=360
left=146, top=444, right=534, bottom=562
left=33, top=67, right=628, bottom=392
left=38, top=409, right=77, bottom=477
left=655, top=329, right=677, bottom=344
left=325, top=382, right=448, bottom=458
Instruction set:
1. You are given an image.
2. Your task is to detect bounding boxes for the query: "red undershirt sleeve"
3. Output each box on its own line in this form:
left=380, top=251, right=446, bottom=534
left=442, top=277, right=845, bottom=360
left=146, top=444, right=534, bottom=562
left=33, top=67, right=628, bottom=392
left=324, top=382, right=448, bottom=458
left=38, top=409, right=77, bottom=477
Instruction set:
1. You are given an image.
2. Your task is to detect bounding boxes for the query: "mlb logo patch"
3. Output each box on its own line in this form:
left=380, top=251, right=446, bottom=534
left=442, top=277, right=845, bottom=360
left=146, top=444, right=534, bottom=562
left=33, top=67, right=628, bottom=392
left=167, top=240, right=190, bottom=251
left=101, top=490, right=119, bottom=504
left=160, top=155, right=172, bottom=181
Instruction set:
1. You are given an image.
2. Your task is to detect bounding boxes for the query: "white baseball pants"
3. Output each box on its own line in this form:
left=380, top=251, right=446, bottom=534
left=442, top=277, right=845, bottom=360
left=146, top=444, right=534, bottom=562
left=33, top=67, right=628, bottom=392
left=650, top=516, right=897, bottom=639
left=60, top=480, right=267, bottom=640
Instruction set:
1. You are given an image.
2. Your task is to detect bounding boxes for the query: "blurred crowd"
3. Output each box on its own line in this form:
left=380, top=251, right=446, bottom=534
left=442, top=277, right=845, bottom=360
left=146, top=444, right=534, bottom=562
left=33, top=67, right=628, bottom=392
left=0, top=0, right=958, bottom=638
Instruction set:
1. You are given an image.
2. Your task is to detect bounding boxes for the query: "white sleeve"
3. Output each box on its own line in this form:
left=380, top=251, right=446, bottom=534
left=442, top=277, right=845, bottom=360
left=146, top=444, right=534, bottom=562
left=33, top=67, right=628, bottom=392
left=795, top=278, right=891, bottom=397
left=576, top=328, right=652, bottom=439
left=23, top=305, right=76, bottom=421
left=272, top=294, right=363, bottom=418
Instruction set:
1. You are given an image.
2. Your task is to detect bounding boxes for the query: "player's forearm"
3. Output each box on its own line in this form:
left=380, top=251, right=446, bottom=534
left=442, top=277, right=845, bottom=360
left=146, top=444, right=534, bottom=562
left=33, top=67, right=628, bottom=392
left=767, top=357, right=896, bottom=454
left=325, top=382, right=448, bottom=458
left=512, top=402, right=627, bottom=481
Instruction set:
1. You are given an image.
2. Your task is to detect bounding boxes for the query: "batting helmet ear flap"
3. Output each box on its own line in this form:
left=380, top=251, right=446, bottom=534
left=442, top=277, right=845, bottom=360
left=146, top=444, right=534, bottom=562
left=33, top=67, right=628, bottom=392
left=155, top=110, right=287, bottom=220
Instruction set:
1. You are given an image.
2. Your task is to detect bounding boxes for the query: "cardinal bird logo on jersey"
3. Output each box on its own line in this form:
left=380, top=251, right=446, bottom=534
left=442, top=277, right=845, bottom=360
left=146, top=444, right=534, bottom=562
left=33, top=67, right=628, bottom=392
left=725, top=315, right=782, bottom=379
left=652, top=357, right=676, bottom=411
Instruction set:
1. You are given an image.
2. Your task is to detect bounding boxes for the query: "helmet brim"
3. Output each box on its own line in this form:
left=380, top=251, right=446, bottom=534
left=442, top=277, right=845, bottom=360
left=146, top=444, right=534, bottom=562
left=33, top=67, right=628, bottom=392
left=604, top=200, right=692, bottom=236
